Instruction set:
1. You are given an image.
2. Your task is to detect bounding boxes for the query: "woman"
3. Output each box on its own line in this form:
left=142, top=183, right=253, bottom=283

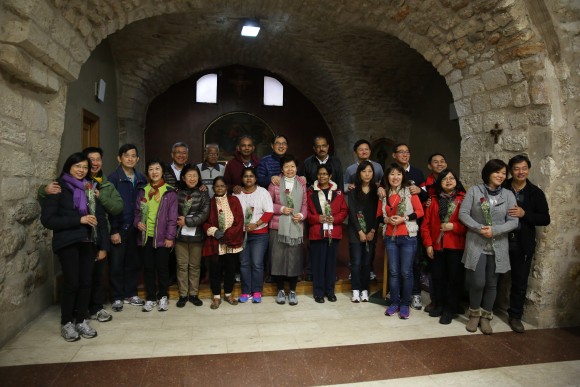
left=459, top=159, right=518, bottom=334
left=135, top=160, right=178, bottom=312
left=307, top=164, right=348, bottom=303
left=203, top=176, right=243, bottom=309
left=268, top=155, right=307, bottom=306
left=420, top=169, right=467, bottom=324
left=378, top=163, right=424, bottom=319
left=235, top=167, right=273, bottom=303
left=175, top=164, right=210, bottom=308
left=40, top=152, right=109, bottom=342
left=347, top=161, right=378, bottom=303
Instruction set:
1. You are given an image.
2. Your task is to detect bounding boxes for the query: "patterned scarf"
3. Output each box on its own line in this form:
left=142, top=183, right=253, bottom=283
left=485, top=184, right=503, bottom=196
left=61, top=173, right=89, bottom=216
left=148, top=178, right=166, bottom=201
left=438, top=191, right=455, bottom=222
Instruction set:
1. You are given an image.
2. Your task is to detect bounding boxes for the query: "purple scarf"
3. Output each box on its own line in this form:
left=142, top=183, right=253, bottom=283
left=62, top=173, right=89, bottom=216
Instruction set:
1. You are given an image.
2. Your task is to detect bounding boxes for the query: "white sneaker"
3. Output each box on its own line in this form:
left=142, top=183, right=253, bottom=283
left=126, top=296, right=145, bottom=306
left=142, top=300, right=156, bottom=312
left=112, top=299, right=123, bottom=312
left=158, top=296, right=169, bottom=311
left=90, top=309, right=112, bottom=322
left=75, top=319, right=97, bottom=339
left=411, top=294, right=423, bottom=310
left=361, top=290, right=369, bottom=302
left=351, top=290, right=361, bottom=303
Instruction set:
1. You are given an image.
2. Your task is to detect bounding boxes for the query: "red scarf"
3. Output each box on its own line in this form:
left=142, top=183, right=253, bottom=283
left=148, top=178, right=165, bottom=201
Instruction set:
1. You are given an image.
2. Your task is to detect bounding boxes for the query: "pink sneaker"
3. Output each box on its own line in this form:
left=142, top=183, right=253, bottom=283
left=238, top=294, right=252, bottom=303
left=252, top=292, right=262, bottom=303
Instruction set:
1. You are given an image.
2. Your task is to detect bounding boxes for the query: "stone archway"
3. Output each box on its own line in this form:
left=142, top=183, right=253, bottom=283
left=0, top=0, right=578, bottom=346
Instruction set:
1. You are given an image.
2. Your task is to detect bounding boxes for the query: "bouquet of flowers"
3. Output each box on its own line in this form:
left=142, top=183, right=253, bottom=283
left=480, top=197, right=492, bottom=226
left=324, top=202, right=333, bottom=245
left=357, top=211, right=369, bottom=252
left=285, top=188, right=294, bottom=211
left=140, top=197, right=148, bottom=241
left=436, top=199, right=460, bottom=245
left=182, top=194, right=193, bottom=216
left=391, top=195, right=407, bottom=241
left=85, top=182, right=97, bottom=241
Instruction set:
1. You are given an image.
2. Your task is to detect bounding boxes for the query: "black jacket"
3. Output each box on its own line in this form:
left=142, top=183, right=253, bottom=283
left=41, top=177, right=109, bottom=253
left=176, top=187, right=210, bottom=243
left=301, top=154, right=344, bottom=189
left=504, top=178, right=550, bottom=257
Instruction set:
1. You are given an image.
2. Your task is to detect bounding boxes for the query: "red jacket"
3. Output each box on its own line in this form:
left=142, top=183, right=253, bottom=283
left=420, top=192, right=466, bottom=251
left=306, top=183, right=348, bottom=241
left=202, top=195, right=244, bottom=256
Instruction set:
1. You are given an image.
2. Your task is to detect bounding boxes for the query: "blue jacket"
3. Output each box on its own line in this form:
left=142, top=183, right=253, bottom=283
left=107, top=166, right=147, bottom=234
left=257, top=153, right=283, bottom=188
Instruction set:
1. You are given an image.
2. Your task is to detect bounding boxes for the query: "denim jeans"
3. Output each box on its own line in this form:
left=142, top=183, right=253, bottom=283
left=385, top=236, right=417, bottom=307
left=240, top=233, right=269, bottom=294
left=349, top=242, right=374, bottom=291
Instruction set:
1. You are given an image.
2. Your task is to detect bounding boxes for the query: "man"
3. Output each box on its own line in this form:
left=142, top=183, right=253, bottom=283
left=392, top=143, right=427, bottom=310
left=343, top=139, right=384, bottom=192
left=257, top=135, right=288, bottom=188
left=164, top=142, right=189, bottom=188
left=108, top=144, right=148, bottom=312
left=224, top=135, right=259, bottom=194
left=301, top=136, right=344, bottom=189
left=38, top=147, right=123, bottom=322
left=424, top=153, right=448, bottom=197
left=504, top=154, right=550, bottom=333
left=196, top=143, right=225, bottom=198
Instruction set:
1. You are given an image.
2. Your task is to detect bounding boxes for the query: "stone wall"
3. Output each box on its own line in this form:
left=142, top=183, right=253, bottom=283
left=0, top=0, right=578, bottom=346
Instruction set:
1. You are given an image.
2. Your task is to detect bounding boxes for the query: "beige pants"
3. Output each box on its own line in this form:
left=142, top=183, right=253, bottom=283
left=175, top=241, right=203, bottom=297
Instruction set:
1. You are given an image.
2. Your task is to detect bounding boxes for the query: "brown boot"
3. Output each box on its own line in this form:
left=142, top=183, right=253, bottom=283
left=480, top=309, right=493, bottom=335
left=465, top=308, right=481, bottom=332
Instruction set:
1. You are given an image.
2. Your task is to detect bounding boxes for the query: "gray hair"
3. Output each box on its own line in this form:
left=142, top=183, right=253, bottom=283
left=172, top=142, right=189, bottom=152
left=205, top=143, right=219, bottom=153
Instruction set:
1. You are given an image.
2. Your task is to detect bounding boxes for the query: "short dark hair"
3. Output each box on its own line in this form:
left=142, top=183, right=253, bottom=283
left=316, top=163, right=333, bottom=176
left=427, top=153, right=446, bottom=164
left=383, top=163, right=410, bottom=189
left=213, top=175, right=227, bottom=187
left=238, top=134, right=254, bottom=145
left=271, top=135, right=288, bottom=145
left=508, top=154, right=531, bottom=170
left=434, top=169, right=465, bottom=196
left=312, top=136, right=329, bottom=146
left=82, top=147, right=103, bottom=157
left=393, top=143, right=409, bottom=153
left=61, top=152, right=91, bottom=178
left=481, top=159, right=508, bottom=184
left=118, top=144, right=139, bottom=158
left=353, top=139, right=370, bottom=152
left=179, top=163, right=202, bottom=189
left=280, top=154, right=298, bottom=168
left=145, top=159, right=166, bottom=176
left=240, top=166, right=257, bottom=180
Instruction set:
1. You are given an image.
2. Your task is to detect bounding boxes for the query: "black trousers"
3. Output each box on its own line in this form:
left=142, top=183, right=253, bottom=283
left=88, top=258, right=106, bottom=315
left=508, top=244, right=533, bottom=319
left=310, top=239, right=338, bottom=298
left=142, top=239, right=170, bottom=301
left=209, top=253, right=238, bottom=296
left=58, top=242, right=95, bottom=325
left=430, top=249, right=464, bottom=313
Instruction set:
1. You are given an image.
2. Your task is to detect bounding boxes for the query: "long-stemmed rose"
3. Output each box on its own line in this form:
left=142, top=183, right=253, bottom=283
left=285, top=188, right=294, bottom=212
left=391, top=194, right=407, bottom=241
left=436, top=198, right=460, bottom=245
left=324, top=202, right=333, bottom=245
left=85, top=182, right=97, bottom=241
left=357, top=211, right=369, bottom=252
left=218, top=208, right=226, bottom=231
left=242, top=206, right=254, bottom=248
left=140, top=197, right=148, bottom=242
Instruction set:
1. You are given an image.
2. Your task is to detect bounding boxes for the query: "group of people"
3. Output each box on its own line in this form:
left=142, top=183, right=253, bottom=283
left=39, top=134, right=550, bottom=343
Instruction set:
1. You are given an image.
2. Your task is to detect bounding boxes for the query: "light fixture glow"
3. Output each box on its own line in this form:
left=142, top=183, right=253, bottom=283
left=241, top=19, right=260, bottom=37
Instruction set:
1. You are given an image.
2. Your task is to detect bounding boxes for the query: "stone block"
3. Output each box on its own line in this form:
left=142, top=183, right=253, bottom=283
left=449, top=83, right=463, bottom=100
left=0, top=148, right=35, bottom=176
left=530, top=75, right=550, bottom=104
left=483, top=110, right=507, bottom=132
left=461, top=76, right=485, bottom=96
left=0, top=177, right=30, bottom=201
left=527, top=106, right=552, bottom=126
left=490, top=88, right=512, bottom=108
left=22, top=97, right=48, bottom=132
left=471, top=93, right=491, bottom=113
left=512, top=80, right=531, bottom=107
left=481, top=67, right=509, bottom=90
left=0, top=120, right=27, bottom=147
left=0, top=43, right=32, bottom=79
left=501, top=134, right=528, bottom=151
left=459, top=114, right=483, bottom=134
left=502, top=60, right=524, bottom=82
left=453, top=98, right=472, bottom=117
left=10, top=201, right=40, bottom=225
left=0, top=81, right=23, bottom=119
left=0, top=226, right=26, bottom=259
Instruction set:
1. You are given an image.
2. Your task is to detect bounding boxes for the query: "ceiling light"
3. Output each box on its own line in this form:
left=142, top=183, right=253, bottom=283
left=241, top=19, right=260, bottom=37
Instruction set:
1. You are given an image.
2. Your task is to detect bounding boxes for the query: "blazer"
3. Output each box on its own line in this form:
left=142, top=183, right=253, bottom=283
left=458, top=184, right=518, bottom=273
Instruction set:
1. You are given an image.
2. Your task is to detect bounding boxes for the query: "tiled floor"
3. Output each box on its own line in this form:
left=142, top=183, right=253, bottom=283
left=1, top=291, right=579, bottom=386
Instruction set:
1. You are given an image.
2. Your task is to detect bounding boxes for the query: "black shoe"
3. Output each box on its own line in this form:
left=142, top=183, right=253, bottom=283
left=439, top=312, right=456, bottom=325
left=429, top=306, right=444, bottom=317
left=189, top=295, right=203, bottom=306
left=326, top=294, right=337, bottom=302
left=424, top=302, right=437, bottom=314
left=508, top=317, right=525, bottom=333
left=314, top=296, right=325, bottom=303
left=176, top=297, right=188, bottom=308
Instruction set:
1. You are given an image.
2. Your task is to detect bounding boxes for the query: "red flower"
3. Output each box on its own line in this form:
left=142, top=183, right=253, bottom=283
left=480, top=197, right=486, bottom=203
left=285, top=189, right=290, bottom=194
left=85, top=182, right=93, bottom=190
left=141, top=197, right=147, bottom=203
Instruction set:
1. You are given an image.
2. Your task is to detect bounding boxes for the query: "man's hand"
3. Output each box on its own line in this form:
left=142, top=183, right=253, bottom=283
left=96, top=250, right=107, bottom=261
left=45, top=182, right=61, bottom=194
left=232, top=185, right=243, bottom=194
left=111, top=233, right=122, bottom=244
left=508, top=206, right=525, bottom=218
left=271, top=175, right=281, bottom=186
left=409, top=185, right=421, bottom=195
left=164, top=239, right=174, bottom=248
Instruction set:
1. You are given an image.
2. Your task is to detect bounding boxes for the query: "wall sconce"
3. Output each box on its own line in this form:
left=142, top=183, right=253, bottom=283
left=241, top=18, right=260, bottom=37
left=95, top=79, right=106, bottom=102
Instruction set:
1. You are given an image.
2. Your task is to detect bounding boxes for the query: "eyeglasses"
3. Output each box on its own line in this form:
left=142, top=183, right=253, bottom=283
left=173, top=151, right=188, bottom=155
left=442, top=176, right=456, bottom=182
left=395, top=150, right=410, bottom=155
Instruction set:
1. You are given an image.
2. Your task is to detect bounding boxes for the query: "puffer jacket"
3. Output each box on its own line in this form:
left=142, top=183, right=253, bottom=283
left=134, top=185, right=178, bottom=248
left=176, top=187, right=210, bottom=243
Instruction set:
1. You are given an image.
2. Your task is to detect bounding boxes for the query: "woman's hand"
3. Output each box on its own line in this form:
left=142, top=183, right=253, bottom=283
left=389, top=215, right=404, bottom=226
left=271, top=176, right=281, bottom=186
left=319, top=215, right=327, bottom=224
left=137, top=222, right=147, bottom=232
left=291, top=213, right=302, bottom=223
left=426, top=246, right=434, bottom=259
left=281, top=206, right=293, bottom=215
left=480, top=226, right=493, bottom=238
left=246, top=223, right=257, bottom=232
left=441, top=222, right=454, bottom=232
left=366, top=230, right=375, bottom=241
left=111, top=233, right=121, bottom=244
left=81, top=215, right=98, bottom=226
left=177, top=216, right=185, bottom=227
left=164, top=239, right=174, bottom=248
left=359, top=230, right=366, bottom=243
left=96, top=250, right=107, bottom=261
